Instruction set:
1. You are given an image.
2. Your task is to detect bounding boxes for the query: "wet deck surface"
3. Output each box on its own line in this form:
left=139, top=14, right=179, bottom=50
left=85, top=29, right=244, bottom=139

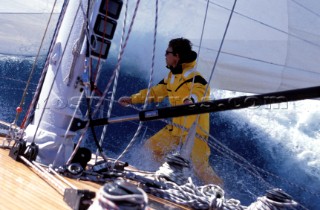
left=0, top=136, right=189, bottom=210
left=0, top=147, right=71, bottom=210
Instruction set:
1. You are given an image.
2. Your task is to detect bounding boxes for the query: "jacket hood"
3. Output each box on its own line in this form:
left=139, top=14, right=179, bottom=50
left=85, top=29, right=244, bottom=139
left=167, top=50, right=197, bottom=74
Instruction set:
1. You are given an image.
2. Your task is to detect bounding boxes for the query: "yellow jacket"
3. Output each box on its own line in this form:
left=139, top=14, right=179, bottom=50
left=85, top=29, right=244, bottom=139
left=131, top=60, right=210, bottom=137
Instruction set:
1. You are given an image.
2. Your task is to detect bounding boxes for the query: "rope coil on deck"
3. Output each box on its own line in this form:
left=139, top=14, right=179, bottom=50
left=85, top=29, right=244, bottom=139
left=144, top=177, right=238, bottom=210
left=143, top=176, right=300, bottom=210
left=155, top=153, right=191, bottom=185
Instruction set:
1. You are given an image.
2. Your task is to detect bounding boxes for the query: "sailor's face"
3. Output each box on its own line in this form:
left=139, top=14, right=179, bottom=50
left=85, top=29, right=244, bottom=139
left=165, top=47, right=179, bottom=67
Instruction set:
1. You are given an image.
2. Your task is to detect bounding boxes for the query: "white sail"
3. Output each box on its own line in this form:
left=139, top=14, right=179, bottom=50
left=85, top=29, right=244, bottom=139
left=109, top=0, right=320, bottom=94
left=0, top=0, right=63, bottom=56
left=210, top=0, right=320, bottom=93
left=1, top=0, right=319, bottom=92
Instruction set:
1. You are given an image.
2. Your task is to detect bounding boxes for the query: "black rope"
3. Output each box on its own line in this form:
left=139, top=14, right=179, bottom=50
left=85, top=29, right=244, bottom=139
left=85, top=96, right=105, bottom=155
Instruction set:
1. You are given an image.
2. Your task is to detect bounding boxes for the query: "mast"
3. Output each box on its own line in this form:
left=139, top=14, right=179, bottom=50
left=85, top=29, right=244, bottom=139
left=23, top=0, right=123, bottom=166
left=24, top=0, right=89, bottom=166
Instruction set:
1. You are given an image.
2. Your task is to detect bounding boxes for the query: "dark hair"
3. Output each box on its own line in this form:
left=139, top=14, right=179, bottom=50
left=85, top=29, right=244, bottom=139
left=169, top=38, right=192, bottom=62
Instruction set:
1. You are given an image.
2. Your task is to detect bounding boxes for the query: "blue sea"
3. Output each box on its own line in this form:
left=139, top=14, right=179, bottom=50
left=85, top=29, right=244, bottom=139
left=0, top=55, right=319, bottom=210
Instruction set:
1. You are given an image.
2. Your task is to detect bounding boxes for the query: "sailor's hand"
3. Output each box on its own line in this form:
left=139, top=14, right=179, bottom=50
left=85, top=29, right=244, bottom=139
left=183, top=98, right=193, bottom=105
left=118, top=96, right=132, bottom=106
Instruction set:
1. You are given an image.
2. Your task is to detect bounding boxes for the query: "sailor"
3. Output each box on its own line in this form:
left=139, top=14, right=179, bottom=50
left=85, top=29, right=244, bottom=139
left=119, top=38, right=222, bottom=185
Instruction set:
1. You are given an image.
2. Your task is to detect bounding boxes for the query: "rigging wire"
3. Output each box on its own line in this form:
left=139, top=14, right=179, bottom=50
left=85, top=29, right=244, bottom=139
left=96, top=0, right=129, bottom=159
left=84, top=92, right=106, bottom=157
left=57, top=0, right=114, bottom=165
left=203, top=0, right=237, bottom=95
left=53, top=0, right=94, bottom=167
left=114, top=0, right=159, bottom=164
left=290, top=0, right=320, bottom=18
left=67, top=0, right=142, bottom=165
left=195, top=0, right=210, bottom=70
left=11, top=0, right=58, bottom=126
left=91, top=0, right=141, bottom=119
left=175, top=0, right=238, bottom=165
left=177, top=0, right=210, bottom=151
left=206, top=0, right=320, bottom=49
left=29, top=0, right=79, bottom=144
left=189, top=0, right=320, bottom=76
left=182, top=2, right=320, bottom=98
left=19, top=0, right=70, bottom=130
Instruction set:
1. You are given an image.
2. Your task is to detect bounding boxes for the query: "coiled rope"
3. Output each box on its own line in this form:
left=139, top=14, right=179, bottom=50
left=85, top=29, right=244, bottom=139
left=145, top=177, right=245, bottom=210
left=144, top=177, right=301, bottom=210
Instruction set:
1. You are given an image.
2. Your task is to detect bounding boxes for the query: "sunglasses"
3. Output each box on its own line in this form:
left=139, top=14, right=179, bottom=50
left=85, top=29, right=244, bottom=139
left=165, top=50, right=174, bottom=56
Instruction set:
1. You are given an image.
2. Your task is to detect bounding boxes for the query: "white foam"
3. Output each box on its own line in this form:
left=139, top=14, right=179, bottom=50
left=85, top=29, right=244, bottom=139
left=215, top=89, right=320, bottom=180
